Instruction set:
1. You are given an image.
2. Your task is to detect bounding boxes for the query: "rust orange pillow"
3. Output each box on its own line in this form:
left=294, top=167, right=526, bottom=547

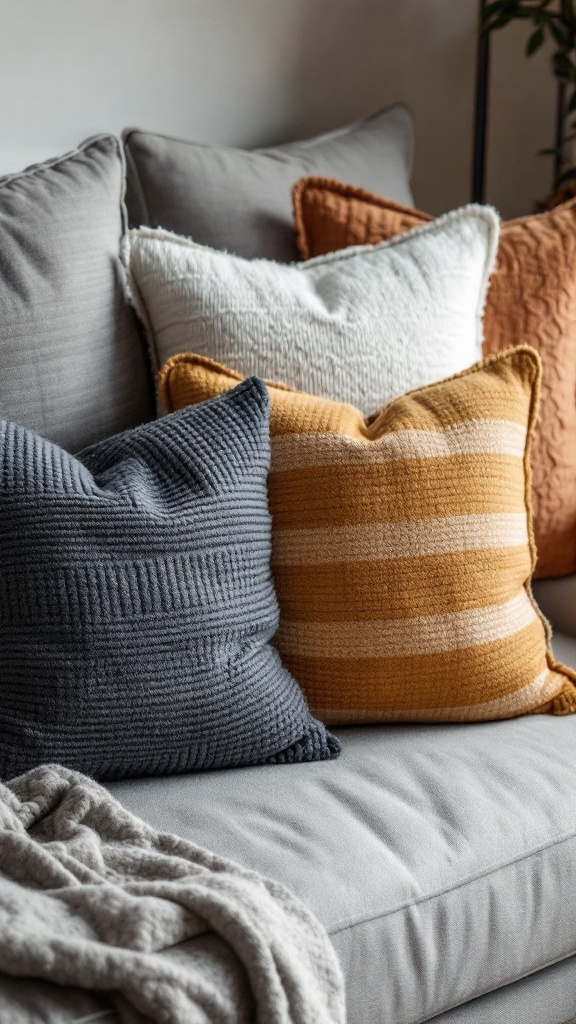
left=293, top=177, right=576, bottom=580
left=159, top=347, right=576, bottom=725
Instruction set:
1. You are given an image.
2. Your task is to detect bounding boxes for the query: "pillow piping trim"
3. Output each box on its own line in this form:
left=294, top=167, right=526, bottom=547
left=158, top=345, right=576, bottom=716
left=292, top=175, right=432, bottom=260
left=0, top=134, right=122, bottom=191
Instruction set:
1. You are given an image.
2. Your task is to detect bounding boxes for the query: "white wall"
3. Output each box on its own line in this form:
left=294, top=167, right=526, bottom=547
left=0, top=0, right=557, bottom=218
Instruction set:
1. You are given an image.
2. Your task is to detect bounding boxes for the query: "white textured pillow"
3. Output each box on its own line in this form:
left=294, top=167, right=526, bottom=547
left=126, top=206, right=499, bottom=415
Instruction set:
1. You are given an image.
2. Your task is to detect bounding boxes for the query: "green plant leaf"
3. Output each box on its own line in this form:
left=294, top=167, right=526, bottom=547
left=482, top=0, right=519, bottom=16
left=569, top=88, right=576, bottom=111
left=547, top=20, right=571, bottom=46
left=527, top=26, right=545, bottom=53
left=481, top=0, right=522, bottom=31
left=560, top=0, right=576, bottom=29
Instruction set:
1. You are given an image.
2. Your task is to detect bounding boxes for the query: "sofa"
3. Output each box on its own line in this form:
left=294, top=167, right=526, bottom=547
left=1, top=111, right=576, bottom=1024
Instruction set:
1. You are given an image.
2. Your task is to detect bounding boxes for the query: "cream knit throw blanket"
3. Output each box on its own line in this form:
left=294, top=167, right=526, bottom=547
left=0, top=765, right=345, bottom=1024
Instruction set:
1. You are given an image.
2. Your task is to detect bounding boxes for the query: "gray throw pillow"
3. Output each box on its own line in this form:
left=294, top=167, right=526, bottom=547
left=0, top=135, right=153, bottom=452
left=0, top=379, right=339, bottom=781
left=123, top=105, right=414, bottom=261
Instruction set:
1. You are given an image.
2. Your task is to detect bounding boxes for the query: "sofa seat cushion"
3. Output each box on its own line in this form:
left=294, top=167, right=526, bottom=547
left=109, top=632, right=576, bottom=1024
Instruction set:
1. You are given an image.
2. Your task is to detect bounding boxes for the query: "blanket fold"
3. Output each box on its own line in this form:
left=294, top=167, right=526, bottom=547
left=0, top=765, right=345, bottom=1024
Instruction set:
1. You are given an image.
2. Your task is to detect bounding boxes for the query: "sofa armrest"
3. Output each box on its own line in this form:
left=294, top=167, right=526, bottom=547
left=532, top=575, right=576, bottom=639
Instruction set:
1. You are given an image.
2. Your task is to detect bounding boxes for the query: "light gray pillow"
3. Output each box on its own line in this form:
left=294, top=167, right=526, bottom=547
left=0, top=379, right=340, bottom=781
left=123, top=105, right=414, bottom=261
left=0, top=135, right=153, bottom=452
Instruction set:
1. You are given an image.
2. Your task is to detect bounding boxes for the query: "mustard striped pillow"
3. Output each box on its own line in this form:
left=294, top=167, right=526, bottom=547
left=159, top=347, right=576, bottom=723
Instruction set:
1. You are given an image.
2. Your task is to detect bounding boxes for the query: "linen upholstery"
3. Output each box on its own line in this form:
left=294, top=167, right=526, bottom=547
left=293, top=176, right=576, bottom=579
left=430, top=957, right=576, bottom=1024
left=110, top=640, right=576, bottom=1024
left=123, top=104, right=414, bottom=261
left=0, top=135, right=152, bottom=452
left=0, top=380, right=338, bottom=780
left=159, top=348, right=576, bottom=724
left=126, top=207, right=498, bottom=415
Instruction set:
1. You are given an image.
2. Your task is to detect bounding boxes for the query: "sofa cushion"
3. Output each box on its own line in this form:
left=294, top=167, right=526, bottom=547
left=123, top=105, right=414, bottom=262
left=0, top=135, right=153, bottom=452
left=159, top=347, right=576, bottom=724
left=110, top=631, right=576, bottom=1024
left=424, top=955, right=576, bottom=1024
left=292, top=177, right=576, bottom=580
left=126, top=206, right=498, bottom=414
left=0, top=380, right=338, bottom=781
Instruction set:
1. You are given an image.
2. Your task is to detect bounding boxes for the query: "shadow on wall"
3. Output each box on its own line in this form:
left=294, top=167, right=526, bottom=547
left=264, top=0, right=477, bottom=215
left=0, top=0, right=557, bottom=219
left=271, top=0, right=556, bottom=218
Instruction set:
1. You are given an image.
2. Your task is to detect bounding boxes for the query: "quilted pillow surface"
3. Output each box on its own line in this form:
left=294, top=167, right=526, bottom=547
left=0, top=380, right=339, bottom=780
left=160, top=348, right=576, bottom=725
left=293, top=177, right=576, bottom=579
left=126, top=206, right=498, bottom=417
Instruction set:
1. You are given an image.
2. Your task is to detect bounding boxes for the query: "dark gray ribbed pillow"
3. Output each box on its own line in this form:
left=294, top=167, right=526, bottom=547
left=0, top=135, right=153, bottom=452
left=0, top=378, right=339, bottom=781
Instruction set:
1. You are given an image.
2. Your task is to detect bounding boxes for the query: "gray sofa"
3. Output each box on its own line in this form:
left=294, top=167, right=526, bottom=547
left=7, top=604, right=575, bottom=1024
left=1, top=128, right=576, bottom=1024
left=112, top=605, right=576, bottom=1024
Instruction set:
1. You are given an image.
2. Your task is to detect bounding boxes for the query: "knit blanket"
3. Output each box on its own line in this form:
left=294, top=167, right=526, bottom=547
left=0, top=765, right=345, bottom=1024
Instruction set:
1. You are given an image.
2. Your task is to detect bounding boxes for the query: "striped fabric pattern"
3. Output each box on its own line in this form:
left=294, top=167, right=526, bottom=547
left=159, top=347, right=576, bottom=724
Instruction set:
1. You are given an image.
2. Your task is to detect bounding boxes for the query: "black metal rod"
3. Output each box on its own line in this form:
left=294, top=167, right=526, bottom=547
left=553, top=80, right=565, bottom=192
left=472, top=0, right=490, bottom=203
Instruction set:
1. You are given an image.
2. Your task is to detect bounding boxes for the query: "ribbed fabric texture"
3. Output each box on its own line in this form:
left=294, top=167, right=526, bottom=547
left=0, top=379, right=339, bottom=781
left=159, top=348, right=576, bottom=725
left=293, top=176, right=576, bottom=580
left=125, top=206, right=499, bottom=417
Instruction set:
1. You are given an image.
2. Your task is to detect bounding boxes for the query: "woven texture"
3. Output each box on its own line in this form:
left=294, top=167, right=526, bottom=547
left=160, top=348, right=576, bottom=725
left=0, top=135, right=153, bottom=452
left=293, top=177, right=576, bottom=580
left=0, top=380, right=339, bottom=781
left=0, top=765, right=345, bottom=1024
left=123, top=104, right=414, bottom=261
left=126, top=207, right=498, bottom=417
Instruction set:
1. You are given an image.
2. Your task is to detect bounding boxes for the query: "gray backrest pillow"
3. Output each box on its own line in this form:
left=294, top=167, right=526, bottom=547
left=124, top=104, right=414, bottom=261
left=0, top=135, right=154, bottom=452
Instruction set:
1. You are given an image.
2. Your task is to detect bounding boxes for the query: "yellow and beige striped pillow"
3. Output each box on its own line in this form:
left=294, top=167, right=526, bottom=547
left=159, top=347, right=576, bottom=724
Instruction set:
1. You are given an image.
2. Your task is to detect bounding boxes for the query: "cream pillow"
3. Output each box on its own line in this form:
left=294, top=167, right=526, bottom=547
left=125, top=206, right=499, bottom=416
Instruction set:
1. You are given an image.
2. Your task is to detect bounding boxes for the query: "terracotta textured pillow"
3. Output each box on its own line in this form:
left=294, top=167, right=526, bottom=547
left=159, top=347, right=576, bottom=726
left=293, top=177, right=576, bottom=581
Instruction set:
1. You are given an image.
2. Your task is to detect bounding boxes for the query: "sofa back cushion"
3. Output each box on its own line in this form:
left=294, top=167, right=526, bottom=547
left=159, top=348, right=576, bottom=725
left=123, top=105, right=414, bottom=261
left=0, top=135, right=153, bottom=452
left=0, top=380, right=339, bottom=780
